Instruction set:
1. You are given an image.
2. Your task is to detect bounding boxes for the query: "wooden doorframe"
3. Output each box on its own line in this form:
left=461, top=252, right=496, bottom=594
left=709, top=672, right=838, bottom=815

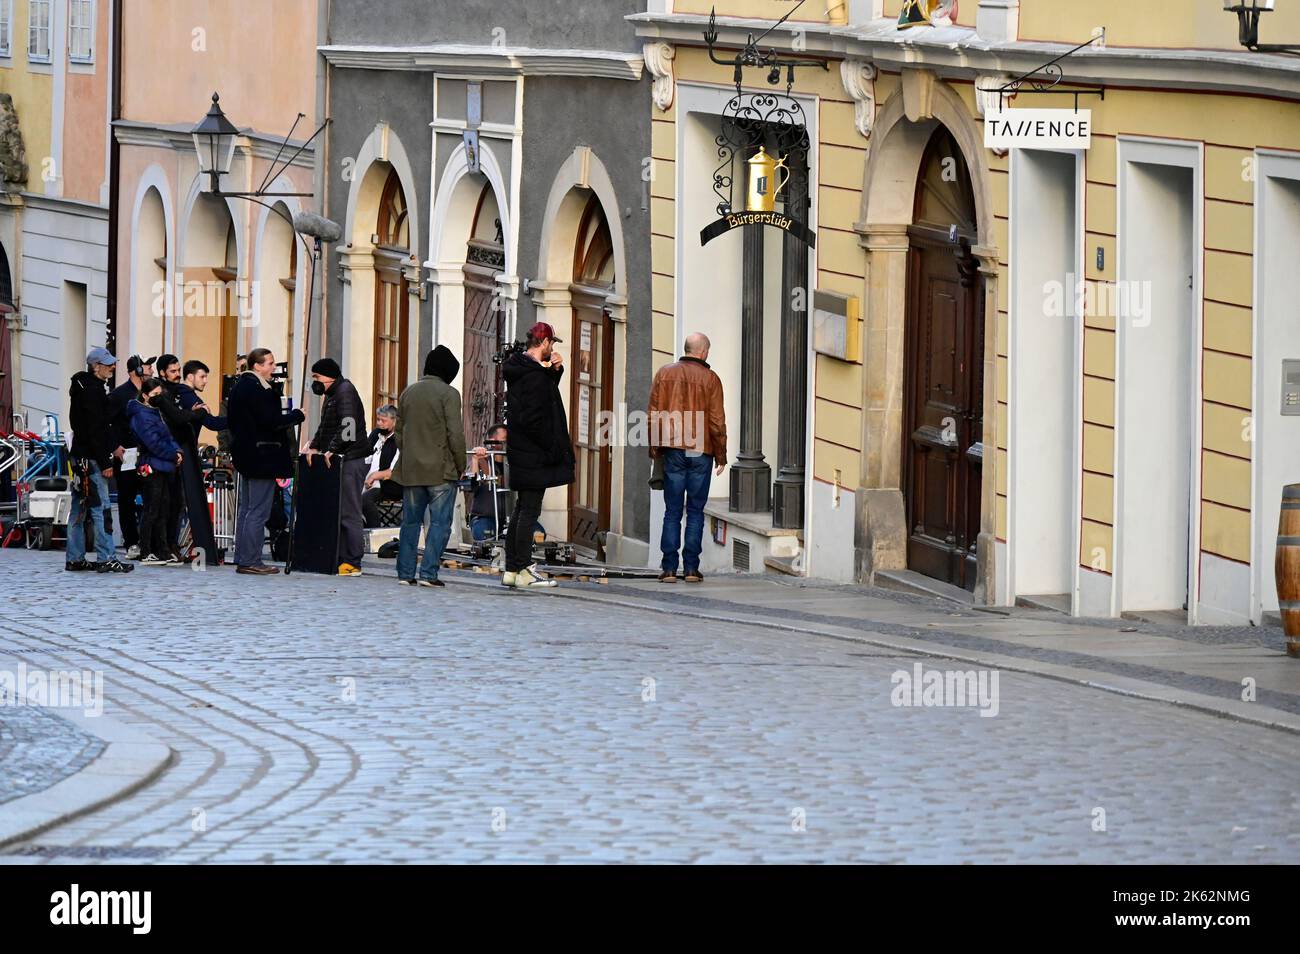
left=567, top=285, right=615, bottom=555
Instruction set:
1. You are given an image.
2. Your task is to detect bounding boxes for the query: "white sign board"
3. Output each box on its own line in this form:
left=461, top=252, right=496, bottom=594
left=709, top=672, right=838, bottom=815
left=984, top=109, right=1091, bottom=151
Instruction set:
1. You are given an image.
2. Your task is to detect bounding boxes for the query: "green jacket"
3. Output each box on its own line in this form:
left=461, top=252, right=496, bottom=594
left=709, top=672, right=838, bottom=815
left=392, top=375, right=467, bottom=487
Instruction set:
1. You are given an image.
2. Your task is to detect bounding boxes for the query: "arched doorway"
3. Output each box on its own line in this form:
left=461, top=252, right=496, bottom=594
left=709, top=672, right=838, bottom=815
left=902, top=126, right=984, bottom=590
left=568, top=194, right=615, bottom=555
left=373, top=167, right=411, bottom=415
left=133, top=187, right=168, bottom=360
left=462, top=181, right=505, bottom=448
left=182, top=193, right=238, bottom=381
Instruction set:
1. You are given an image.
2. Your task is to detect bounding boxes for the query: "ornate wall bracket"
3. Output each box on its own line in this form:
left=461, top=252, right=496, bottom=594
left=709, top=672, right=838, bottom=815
left=840, top=59, right=878, bottom=140
left=644, top=42, right=677, bottom=112
left=974, top=74, right=1010, bottom=156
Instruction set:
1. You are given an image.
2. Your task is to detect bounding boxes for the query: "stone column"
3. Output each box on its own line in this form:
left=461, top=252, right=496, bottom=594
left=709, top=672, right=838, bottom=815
left=730, top=219, right=771, bottom=513
left=772, top=154, right=810, bottom=529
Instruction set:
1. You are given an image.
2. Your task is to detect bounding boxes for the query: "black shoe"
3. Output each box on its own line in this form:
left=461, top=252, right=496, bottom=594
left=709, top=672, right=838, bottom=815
left=65, top=560, right=93, bottom=572
left=417, top=579, right=446, bottom=588
left=659, top=571, right=678, bottom=583
left=684, top=569, right=703, bottom=583
left=97, top=559, right=135, bottom=574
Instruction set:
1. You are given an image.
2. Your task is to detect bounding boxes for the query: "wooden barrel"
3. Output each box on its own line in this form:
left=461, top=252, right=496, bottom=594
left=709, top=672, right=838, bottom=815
left=1275, top=484, right=1300, bottom=657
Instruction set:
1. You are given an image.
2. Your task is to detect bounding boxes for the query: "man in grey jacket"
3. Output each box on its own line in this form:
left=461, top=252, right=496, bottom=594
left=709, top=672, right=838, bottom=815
left=392, top=345, right=467, bottom=587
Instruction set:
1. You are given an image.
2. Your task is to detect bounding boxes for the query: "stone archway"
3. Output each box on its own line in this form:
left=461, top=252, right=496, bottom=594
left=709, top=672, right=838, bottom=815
left=533, top=147, right=631, bottom=555
left=126, top=165, right=175, bottom=364
left=339, top=124, right=422, bottom=412
left=855, top=70, right=1000, bottom=599
left=178, top=182, right=242, bottom=380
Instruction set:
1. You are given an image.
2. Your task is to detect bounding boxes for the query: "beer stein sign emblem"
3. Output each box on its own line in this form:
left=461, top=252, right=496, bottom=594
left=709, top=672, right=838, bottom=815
left=746, top=147, right=791, bottom=213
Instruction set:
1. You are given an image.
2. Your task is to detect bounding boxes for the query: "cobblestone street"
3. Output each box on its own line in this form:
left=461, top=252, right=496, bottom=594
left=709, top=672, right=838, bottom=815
left=0, top=549, right=1297, bottom=863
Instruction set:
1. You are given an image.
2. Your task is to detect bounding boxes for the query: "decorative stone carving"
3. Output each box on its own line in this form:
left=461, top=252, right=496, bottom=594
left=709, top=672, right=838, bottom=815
left=974, top=74, right=1011, bottom=156
left=644, top=42, right=676, bottom=112
left=0, top=94, right=29, bottom=188
left=901, top=68, right=936, bottom=123
left=840, top=59, right=878, bottom=139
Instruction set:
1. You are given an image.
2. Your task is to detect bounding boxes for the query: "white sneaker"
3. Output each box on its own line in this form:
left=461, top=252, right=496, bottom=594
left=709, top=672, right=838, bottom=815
left=125, top=545, right=141, bottom=560
left=140, top=554, right=167, bottom=567
left=501, top=572, right=516, bottom=587
left=512, top=565, right=557, bottom=590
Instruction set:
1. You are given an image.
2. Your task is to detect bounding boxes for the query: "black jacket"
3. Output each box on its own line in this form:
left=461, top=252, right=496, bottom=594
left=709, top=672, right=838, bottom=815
left=107, top=380, right=140, bottom=451
left=227, top=372, right=305, bottom=479
left=68, top=371, right=114, bottom=470
left=176, top=383, right=227, bottom=447
left=366, top=428, right=401, bottom=499
left=156, top=380, right=207, bottom=448
left=310, top=378, right=369, bottom=460
left=502, top=352, right=575, bottom=491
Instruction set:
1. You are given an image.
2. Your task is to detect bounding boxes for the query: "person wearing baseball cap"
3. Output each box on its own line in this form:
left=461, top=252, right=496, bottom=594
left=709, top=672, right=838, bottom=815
left=499, top=322, right=574, bottom=590
left=66, top=348, right=134, bottom=573
left=107, top=354, right=158, bottom=559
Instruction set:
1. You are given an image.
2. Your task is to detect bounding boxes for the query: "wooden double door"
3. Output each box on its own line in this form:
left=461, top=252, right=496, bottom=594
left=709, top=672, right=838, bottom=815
left=568, top=288, right=614, bottom=555
left=902, top=127, right=985, bottom=591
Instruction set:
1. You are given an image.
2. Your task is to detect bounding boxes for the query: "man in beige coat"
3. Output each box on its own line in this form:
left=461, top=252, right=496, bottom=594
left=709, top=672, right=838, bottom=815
left=393, top=345, right=467, bottom=587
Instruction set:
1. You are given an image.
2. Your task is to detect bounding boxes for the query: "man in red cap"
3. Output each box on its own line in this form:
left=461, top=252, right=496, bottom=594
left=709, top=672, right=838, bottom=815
left=500, top=322, right=575, bottom=590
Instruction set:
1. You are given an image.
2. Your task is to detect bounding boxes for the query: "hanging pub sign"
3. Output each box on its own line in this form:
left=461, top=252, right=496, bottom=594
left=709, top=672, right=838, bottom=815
left=701, top=90, right=816, bottom=248
left=984, top=108, right=1092, bottom=151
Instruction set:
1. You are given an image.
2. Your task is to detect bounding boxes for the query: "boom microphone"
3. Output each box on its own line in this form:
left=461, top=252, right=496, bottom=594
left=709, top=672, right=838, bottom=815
left=293, top=212, right=343, bottom=244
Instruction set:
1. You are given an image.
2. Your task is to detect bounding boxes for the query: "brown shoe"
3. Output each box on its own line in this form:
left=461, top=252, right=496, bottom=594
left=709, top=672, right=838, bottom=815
left=237, top=565, right=281, bottom=576
left=684, top=570, right=703, bottom=583
left=659, top=571, right=678, bottom=583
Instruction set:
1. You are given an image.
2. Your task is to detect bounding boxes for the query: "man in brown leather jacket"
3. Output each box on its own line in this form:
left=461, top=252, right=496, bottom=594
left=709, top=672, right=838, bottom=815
left=648, top=332, right=727, bottom=583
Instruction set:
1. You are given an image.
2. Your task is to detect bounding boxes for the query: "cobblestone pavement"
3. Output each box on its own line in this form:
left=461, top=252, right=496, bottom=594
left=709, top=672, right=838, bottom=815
left=0, top=549, right=1296, bottom=863
left=0, top=705, right=104, bottom=806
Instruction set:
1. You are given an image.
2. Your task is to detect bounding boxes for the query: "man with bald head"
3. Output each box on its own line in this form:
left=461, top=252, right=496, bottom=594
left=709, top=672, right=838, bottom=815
left=647, top=332, right=727, bottom=583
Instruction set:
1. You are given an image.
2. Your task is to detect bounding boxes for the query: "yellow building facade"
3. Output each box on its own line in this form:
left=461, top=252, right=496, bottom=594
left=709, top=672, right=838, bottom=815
left=634, top=0, right=1300, bottom=625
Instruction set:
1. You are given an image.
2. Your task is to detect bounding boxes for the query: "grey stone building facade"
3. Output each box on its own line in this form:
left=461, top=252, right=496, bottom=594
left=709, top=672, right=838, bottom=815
left=319, top=0, right=653, bottom=564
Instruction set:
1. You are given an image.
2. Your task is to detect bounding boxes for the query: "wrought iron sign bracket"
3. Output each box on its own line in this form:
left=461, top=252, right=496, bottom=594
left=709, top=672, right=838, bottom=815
left=977, top=30, right=1107, bottom=113
left=703, top=2, right=829, bottom=96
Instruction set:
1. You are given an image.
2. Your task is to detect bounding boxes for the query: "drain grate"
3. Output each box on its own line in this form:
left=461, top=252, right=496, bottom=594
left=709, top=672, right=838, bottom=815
left=733, top=539, right=750, bottom=572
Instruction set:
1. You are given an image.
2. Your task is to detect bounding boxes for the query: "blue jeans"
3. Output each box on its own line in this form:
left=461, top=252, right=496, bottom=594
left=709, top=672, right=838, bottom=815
left=235, top=476, right=276, bottom=568
left=398, top=483, right=456, bottom=582
left=659, top=450, right=713, bottom=575
left=67, top=462, right=114, bottom=563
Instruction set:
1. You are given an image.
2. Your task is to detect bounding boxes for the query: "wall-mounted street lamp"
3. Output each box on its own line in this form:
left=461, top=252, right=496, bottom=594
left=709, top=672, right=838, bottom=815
left=190, top=92, right=325, bottom=198
left=1225, top=1, right=1300, bottom=54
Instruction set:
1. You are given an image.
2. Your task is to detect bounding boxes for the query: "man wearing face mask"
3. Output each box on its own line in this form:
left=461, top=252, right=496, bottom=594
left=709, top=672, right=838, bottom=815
left=304, top=357, right=369, bottom=576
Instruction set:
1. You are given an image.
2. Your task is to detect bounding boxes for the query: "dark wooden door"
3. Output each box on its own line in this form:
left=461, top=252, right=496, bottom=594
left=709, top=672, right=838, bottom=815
left=462, top=238, right=506, bottom=450
left=902, top=127, right=984, bottom=590
left=568, top=290, right=613, bottom=555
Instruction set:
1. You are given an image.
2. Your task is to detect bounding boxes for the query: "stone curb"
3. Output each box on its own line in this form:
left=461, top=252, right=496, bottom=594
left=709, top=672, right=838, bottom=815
left=0, top=657, right=173, bottom=850
left=446, top=573, right=1300, bottom=736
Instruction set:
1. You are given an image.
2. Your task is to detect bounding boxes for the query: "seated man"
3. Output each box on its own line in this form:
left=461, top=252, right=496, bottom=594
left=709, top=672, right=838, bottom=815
left=362, top=405, right=403, bottom=528
left=466, top=424, right=545, bottom=543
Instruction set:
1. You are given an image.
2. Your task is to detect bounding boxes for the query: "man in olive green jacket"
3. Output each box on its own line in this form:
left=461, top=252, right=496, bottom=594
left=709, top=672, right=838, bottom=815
left=393, top=346, right=467, bottom=586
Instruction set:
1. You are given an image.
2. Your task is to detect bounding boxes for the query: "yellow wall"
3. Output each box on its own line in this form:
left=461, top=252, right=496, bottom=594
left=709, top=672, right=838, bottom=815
left=1018, top=0, right=1300, bottom=51
left=0, top=0, right=53, bottom=192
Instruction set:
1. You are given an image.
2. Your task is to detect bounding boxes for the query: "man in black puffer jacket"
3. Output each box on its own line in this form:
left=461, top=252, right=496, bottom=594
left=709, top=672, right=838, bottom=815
left=501, top=322, right=575, bottom=590
left=305, top=357, right=369, bottom=576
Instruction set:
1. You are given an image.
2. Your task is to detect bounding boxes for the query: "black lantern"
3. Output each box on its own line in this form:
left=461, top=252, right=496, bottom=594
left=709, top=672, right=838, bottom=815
left=1225, top=1, right=1300, bottom=53
left=191, top=92, right=240, bottom=193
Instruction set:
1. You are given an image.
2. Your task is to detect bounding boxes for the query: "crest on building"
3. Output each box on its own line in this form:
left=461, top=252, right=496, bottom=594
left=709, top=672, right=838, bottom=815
left=898, top=0, right=958, bottom=29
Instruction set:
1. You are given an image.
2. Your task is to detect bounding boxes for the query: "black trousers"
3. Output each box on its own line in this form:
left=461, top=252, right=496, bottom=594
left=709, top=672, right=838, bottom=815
left=115, top=466, right=143, bottom=548
left=179, top=451, right=218, bottom=563
left=140, top=470, right=172, bottom=558
left=505, top=488, right=545, bottom=573
left=166, top=470, right=183, bottom=553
